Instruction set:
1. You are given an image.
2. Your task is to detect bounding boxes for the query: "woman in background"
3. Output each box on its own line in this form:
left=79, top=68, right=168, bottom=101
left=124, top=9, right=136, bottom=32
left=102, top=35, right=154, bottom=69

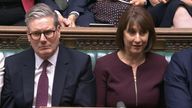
left=94, top=6, right=168, bottom=107
left=90, top=0, right=149, bottom=26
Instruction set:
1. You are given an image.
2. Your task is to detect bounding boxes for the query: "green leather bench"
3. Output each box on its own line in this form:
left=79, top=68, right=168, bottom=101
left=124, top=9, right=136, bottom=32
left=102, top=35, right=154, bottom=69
left=82, top=50, right=173, bottom=68
left=0, top=49, right=173, bottom=69
left=0, top=26, right=191, bottom=68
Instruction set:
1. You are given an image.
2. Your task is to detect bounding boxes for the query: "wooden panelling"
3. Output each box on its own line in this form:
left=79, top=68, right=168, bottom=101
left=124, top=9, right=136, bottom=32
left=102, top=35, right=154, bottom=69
left=0, top=26, right=192, bottom=51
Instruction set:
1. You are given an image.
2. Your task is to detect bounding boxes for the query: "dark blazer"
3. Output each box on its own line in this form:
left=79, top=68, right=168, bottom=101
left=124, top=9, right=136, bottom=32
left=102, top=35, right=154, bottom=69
left=41, top=0, right=96, bottom=26
left=164, top=48, right=192, bottom=108
left=1, top=45, right=96, bottom=108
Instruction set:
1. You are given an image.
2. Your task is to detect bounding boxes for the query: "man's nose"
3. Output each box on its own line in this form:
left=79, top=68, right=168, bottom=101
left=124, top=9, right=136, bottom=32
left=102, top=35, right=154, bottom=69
left=39, top=33, right=47, bottom=41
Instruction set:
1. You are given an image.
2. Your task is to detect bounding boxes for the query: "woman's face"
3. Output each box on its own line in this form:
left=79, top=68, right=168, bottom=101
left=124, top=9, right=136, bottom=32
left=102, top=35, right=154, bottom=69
left=123, top=24, right=149, bottom=55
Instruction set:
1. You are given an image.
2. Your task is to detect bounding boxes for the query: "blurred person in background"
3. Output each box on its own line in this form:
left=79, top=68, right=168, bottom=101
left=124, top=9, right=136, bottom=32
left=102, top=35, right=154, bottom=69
left=41, top=0, right=96, bottom=27
left=148, top=0, right=192, bottom=28
left=0, top=0, right=40, bottom=25
left=90, top=0, right=154, bottom=26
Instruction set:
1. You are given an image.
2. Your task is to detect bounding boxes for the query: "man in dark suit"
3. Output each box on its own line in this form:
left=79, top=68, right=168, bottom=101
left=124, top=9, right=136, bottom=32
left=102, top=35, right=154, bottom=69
left=41, top=0, right=96, bottom=27
left=1, top=3, right=96, bottom=108
left=164, top=48, right=192, bottom=108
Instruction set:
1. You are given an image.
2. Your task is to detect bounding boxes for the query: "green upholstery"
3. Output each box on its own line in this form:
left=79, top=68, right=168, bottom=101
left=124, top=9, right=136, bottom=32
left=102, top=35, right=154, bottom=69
left=1, top=49, right=23, bottom=58
left=81, top=50, right=173, bottom=69
left=0, top=49, right=173, bottom=69
left=154, top=51, right=173, bottom=62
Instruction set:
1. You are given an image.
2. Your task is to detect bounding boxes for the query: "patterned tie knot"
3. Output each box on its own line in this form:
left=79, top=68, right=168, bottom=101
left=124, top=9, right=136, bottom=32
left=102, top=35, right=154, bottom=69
left=42, top=60, right=50, bottom=70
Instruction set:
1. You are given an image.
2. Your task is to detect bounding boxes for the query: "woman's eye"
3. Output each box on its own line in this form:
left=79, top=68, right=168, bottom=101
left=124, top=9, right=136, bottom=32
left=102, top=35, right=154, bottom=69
left=140, top=30, right=148, bottom=36
left=140, top=31, right=145, bottom=36
left=128, top=30, right=136, bottom=35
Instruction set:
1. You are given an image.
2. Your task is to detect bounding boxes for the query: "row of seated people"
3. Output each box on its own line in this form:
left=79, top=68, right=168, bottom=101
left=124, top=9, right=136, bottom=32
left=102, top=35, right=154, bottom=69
left=0, top=0, right=95, bottom=27
left=0, top=0, right=192, bottom=28
left=0, top=4, right=191, bottom=108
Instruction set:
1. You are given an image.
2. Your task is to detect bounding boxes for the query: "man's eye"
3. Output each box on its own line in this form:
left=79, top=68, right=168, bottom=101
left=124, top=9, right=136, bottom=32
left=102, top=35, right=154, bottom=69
left=33, top=32, right=41, bottom=36
left=44, top=31, right=52, bottom=35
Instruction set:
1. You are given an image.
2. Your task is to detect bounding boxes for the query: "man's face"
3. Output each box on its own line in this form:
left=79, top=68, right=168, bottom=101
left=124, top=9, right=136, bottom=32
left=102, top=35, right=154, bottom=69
left=27, top=16, right=60, bottom=59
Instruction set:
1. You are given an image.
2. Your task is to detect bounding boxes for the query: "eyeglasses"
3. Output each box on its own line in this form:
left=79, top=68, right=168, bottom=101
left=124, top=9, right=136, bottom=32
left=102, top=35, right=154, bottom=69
left=28, top=29, right=56, bottom=40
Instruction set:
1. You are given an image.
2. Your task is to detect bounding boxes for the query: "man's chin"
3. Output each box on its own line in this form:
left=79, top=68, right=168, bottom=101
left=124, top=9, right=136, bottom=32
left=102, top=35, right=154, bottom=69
left=38, top=50, right=52, bottom=59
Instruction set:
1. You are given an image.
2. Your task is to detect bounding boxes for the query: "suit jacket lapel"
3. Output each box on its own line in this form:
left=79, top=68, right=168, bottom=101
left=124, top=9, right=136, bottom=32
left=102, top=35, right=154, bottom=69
left=52, top=46, right=69, bottom=106
left=22, top=48, right=35, bottom=106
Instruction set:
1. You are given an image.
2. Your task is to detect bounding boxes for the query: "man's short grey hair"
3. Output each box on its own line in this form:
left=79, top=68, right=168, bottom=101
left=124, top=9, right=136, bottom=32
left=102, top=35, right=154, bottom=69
left=25, top=3, right=59, bottom=28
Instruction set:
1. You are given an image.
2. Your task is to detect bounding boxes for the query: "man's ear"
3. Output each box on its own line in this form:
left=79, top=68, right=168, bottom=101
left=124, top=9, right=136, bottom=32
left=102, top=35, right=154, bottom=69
left=26, top=27, right=31, bottom=42
left=57, top=25, right=61, bottom=31
left=56, top=25, right=61, bottom=38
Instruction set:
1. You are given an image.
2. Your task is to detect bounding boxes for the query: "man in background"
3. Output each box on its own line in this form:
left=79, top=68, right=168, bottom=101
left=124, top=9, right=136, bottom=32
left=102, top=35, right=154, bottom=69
left=41, top=0, right=96, bottom=27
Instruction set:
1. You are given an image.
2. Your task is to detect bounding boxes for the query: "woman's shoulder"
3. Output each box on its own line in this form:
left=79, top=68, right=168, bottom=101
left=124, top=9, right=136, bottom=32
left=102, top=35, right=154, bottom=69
left=94, top=51, right=118, bottom=73
left=96, top=51, right=117, bottom=63
left=147, top=52, right=168, bottom=63
left=146, top=52, right=168, bottom=70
